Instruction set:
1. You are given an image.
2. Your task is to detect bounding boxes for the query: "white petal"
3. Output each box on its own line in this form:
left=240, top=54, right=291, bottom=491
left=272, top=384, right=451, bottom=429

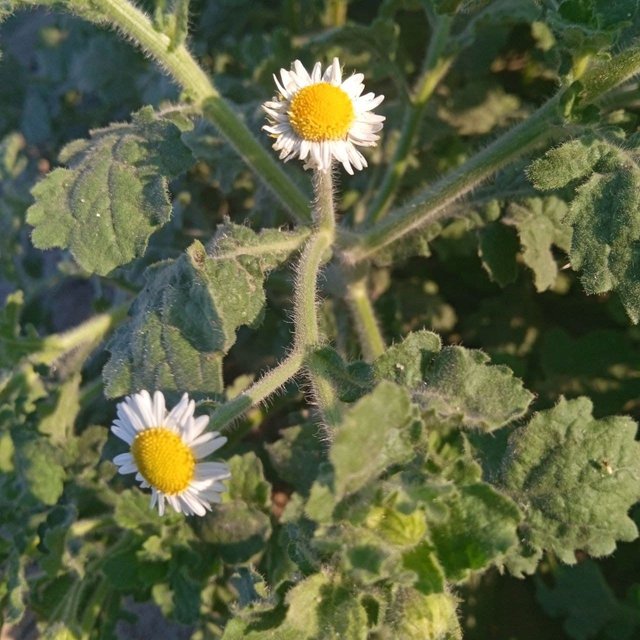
left=152, top=390, right=166, bottom=425
left=192, top=437, right=227, bottom=459
left=113, top=452, right=133, bottom=466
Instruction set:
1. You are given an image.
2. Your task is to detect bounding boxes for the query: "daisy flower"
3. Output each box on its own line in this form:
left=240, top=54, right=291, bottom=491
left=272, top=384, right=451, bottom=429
left=111, top=390, right=230, bottom=517
left=263, top=57, right=385, bottom=174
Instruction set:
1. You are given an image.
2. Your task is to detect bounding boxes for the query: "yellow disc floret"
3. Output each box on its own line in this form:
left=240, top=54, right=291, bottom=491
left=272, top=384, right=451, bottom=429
left=131, top=428, right=195, bottom=495
left=288, top=83, right=355, bottom=141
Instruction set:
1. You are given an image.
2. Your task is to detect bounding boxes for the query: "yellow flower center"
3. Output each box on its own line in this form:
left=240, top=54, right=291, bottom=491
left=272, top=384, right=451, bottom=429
left=288, top=83, right=355, bottom=141
left=131, top=428, right=195, bottom=495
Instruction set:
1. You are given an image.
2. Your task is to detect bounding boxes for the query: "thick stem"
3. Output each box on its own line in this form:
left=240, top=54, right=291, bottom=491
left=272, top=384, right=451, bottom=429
left=342, top=44, right=640, bottom=263
left=365, top=15, right=453, bottom=225
left=340, top=95, right=561, bottom=263
left=345, top=277, right=386, bottom=361
left=66, top=0, right=311, bottom=223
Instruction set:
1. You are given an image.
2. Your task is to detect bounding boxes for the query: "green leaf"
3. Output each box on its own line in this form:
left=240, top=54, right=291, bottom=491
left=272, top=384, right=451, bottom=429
left=536, top=560, right=640, bottom=640
left=104, top=225, right=307, bottom=396
left=477, top=222, right=519, bottom=286
left=375, top=331, right=533, bottom=431
left=374, top=330, right=442, bottom=389
left=265, top=423, right=325, bottom=496
left=329, top=381, right=419, bottom=499
left=504, top=196, right=573, bottom=291
left=197, top=454, right=272, bottom=563
left=37, top=504, right=77, bottom=576
left=284, top=573, right=369, bottom=639
left=15, top=437, right=65, bottom=505
left=428, top=483, right=521, bottom=582
left=26, top=107, right=193, bottom=275
left=527, top=137, right=611, bottom=191
left=114, top=488, right=174, bottom=531
left=528, top=135, right=640, bottom=320
left=226, top=452, right=271, bottom=509
left=503, top=397, right=640, bottom=564
left=387, top=588, right=462, bottom=640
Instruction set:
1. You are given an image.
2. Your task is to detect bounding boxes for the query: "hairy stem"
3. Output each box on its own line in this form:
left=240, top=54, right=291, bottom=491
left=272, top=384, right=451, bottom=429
left=345, top=277, right=386, bottom=361
left=341, top=44, right=640, bottom=263
left=365, top=15, right=453, bottom=225
left=211, top=352, right=304, bottom=432
left=65, top=0, right=311, bottom=223
left=211, top=172, right=337, bottom=432
left=298, top=170, right=341, bottom=427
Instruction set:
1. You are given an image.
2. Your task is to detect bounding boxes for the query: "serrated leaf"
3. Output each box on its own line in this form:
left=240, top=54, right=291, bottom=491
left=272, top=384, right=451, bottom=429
left=104, top=225, right=307, bottom=396
left=38, top=373, right=81, bottom=444
left=527, top=137, right=611, bottom=191
left=428, top=482, right=521, bottom=582
left=114, top=488, right=173, bottom=531
left=504, top=196, right=572, bottom=291
left=37, top=504, right=77, bottom=576
left=503, top=397, right=640, bottom=564
left=329, top=381, right=419, bottom=499
left=375, top=330, right=442, bottom=388
left=26, top=106, right=193, bottom=275
left=528, top=136, right=640, bottom=320
left=197, top=501, right=272, bottom=563
left=375, top=332, right=533, bottom=431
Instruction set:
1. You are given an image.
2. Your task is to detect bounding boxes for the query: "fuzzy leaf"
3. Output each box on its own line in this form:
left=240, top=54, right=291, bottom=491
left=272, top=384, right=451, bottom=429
left=104, top=225, right=307, bottom=396
left=26, top=107, right=194, bottom=275
left=265, top=423, right=325, bottom=496
left=528, top=136, right=640, bottom=321
left=15, top=437, right=65, bottom=505
left=329, top=381, right=419, bottom=499
left=429, top=483, right=521, bottom=582
left=375, top=331, right=533, bottom=431
left=388, top=589, right=462, bottom=640
left=503, top=397, right=640, bottom=564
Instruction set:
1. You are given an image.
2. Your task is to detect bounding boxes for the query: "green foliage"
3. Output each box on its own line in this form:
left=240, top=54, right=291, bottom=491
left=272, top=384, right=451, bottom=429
left=26, top=107, right=193, bottom=275
left=103, top=224, right=307, bottom=396
left=528, top=134, right=640, bottom=321
left=3, top=0, right=640, bottom=637
left=536, top=560, right=640, bottom=640
left=503, top=397, right=640, bottom=566
left=374, top=330, right=533, bottom=431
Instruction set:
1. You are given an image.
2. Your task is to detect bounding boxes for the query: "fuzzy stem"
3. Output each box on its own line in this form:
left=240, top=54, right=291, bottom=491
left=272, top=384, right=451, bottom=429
left=209, top=173, right=336, bottom=433
left=210, top=352, right=304, bottom=432
left=296, top=170, right=341, bottom=427
left=365, top=15, right=453, bottom=225
left=62, top=0, right=311, bottom=223
left=340, top=94, right=561, bottom=263
left=341, top=43, right=640, bottom=263
left=345, top=277, right=386, bottom=361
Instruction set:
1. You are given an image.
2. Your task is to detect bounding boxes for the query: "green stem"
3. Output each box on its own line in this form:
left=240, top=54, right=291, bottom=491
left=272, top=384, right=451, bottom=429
left=342, top=43, right=640, bottom=263
left=300, top=170, right=341, bottom=427
left=209, top=173, right=336, bottom=433
left=365, top=15, right=453, bottom=225
left=210, top=352, right=304, bottom=432
left=65, top=0, right=311, bottom=223
left=341, top=95, right=562, bottom=263
left=345, top=277, right=385, bottom=361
